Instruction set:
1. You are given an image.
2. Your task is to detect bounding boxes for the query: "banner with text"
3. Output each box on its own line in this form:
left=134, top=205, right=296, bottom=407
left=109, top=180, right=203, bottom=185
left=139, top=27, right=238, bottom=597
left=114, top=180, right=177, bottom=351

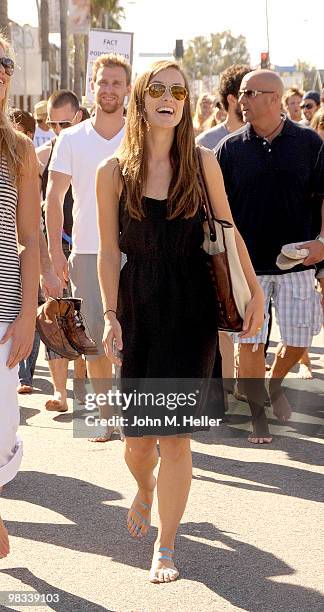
left=85, top=29, right=134, bottom=101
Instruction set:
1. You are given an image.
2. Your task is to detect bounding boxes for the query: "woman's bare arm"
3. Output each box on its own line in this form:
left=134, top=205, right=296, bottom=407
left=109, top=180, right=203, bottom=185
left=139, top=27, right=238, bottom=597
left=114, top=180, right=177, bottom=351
left=17, top=141, right=40, bottom=316
left=96, top=157, right=123, bottom=364
left=0, top=140, right=40, bottom=367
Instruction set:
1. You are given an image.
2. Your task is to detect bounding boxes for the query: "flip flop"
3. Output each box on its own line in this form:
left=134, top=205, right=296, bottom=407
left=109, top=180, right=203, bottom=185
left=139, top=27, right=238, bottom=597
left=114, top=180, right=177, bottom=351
left=149, top=547, right=179, bottom=583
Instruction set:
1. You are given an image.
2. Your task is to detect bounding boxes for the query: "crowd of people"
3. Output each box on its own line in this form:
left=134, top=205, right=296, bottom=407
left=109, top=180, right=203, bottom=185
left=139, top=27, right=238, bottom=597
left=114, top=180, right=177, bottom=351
left=0, top=30, right=323, bottom=584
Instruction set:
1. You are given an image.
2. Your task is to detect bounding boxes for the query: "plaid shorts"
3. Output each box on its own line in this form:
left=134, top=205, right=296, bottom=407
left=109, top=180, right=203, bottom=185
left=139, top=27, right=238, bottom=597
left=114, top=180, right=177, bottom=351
left=239, top=270, right=322, bottom=348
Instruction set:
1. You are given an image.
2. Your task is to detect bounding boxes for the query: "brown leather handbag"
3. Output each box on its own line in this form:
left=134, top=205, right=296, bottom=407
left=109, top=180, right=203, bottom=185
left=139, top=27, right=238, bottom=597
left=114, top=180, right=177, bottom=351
left=36, top=297, right=98, bottom=359
left=196, top=147, right=251, bottom=332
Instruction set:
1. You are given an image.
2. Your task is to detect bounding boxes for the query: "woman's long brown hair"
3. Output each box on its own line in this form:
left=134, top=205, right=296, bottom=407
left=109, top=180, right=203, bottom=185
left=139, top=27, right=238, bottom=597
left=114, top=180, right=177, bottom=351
left=0, top=34, right=30, bottom=185
left=117, top=60, right=202, bottom=220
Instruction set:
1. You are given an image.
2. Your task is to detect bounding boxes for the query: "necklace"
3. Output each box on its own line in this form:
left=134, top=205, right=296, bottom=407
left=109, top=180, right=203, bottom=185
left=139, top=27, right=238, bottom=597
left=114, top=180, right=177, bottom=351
left=263, top=118, right=284, bottom=141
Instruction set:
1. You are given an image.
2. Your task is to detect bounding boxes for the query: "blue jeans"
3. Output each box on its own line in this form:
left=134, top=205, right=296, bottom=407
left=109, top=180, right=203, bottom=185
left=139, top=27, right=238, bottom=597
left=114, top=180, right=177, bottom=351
left=18, top=330, right=40, bottom=386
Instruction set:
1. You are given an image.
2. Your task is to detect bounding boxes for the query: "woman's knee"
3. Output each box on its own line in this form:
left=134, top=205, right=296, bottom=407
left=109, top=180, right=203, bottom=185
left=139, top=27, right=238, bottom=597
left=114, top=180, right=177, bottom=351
left=159, top=437, right=191, bottom=462
left=125, top=437, right=157, bottom=462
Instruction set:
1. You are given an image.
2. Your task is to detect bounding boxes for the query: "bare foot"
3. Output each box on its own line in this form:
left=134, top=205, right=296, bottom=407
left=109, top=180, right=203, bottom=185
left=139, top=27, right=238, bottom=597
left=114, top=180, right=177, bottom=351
left=249, top=406, right=272, bottom=444
left=127, top=479, right=156, bottom=539
left=298, top=363, right=313, bottom=380
left=17, top=384, right=33, bottom=394
left=45, top=392, right=68, bottom=413
left=248, top=433, right=273, bottom=444
left=0, top=516, right=10, bottom=559
left=73, top=380, right=88, bottom=404
left=149, top=546, right=179, bottom=583
left=269, top=385, right=292, bottom=422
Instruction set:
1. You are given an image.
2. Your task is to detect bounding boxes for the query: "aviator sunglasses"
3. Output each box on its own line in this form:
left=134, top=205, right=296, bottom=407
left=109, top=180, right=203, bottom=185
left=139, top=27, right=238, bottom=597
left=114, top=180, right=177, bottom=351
left=0, top=57, right=14, bottom=76
left=145, top=82, right=188, bottom=101
left=46, top=111, right=79, bottom=129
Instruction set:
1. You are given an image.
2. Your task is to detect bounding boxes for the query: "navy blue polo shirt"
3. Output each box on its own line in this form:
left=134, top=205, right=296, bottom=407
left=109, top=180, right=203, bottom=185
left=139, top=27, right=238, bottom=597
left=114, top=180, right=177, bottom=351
left=215, top=118, right=324, bottom=274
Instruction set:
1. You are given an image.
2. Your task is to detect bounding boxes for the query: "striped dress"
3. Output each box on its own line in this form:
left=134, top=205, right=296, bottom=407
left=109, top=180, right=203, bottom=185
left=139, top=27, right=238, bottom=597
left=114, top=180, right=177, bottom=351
left=0, top=156, right=21, bottom=323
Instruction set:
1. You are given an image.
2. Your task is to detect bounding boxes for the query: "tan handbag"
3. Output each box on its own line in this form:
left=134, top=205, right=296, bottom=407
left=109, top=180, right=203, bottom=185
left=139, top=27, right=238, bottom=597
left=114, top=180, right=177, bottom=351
left=197, top=147, right=251, bottom=332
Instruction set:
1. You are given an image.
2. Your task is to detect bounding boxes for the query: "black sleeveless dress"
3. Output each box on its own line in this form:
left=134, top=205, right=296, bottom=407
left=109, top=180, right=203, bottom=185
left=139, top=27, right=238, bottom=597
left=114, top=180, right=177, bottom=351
left=116, top=194, right=223, bottom=436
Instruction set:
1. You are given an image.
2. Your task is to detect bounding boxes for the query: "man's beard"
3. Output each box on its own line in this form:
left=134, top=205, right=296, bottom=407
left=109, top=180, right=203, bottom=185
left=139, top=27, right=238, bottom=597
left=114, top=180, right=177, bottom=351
left=98, top=96, right=124, bottom=114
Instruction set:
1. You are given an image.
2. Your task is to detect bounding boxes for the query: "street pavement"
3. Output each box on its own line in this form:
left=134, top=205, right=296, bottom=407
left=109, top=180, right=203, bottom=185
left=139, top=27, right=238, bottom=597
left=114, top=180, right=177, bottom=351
left=0, top=318, right=323, bottom=612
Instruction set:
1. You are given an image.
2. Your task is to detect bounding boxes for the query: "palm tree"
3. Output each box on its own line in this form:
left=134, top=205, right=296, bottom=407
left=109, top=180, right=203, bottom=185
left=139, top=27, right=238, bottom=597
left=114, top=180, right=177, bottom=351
left=73, top=33, right=83, bottom=100
left=75, top=0, right=124, bottom=99
left=38, top=0, right=50, bottom=98
left=0, top=0, right=10, bottom=40
left=91, top=0, right=124, bottom=30
left=60, top=0, right=68, bottom=88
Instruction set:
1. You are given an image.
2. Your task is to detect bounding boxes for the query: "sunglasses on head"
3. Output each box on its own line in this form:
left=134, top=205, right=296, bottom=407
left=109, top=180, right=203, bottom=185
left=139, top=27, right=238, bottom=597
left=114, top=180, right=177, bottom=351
left=0, top=57, right=14, bottom=76
left=238, top=89, right=275, bottom=98
left=145, top=82, right=188, bottom=101
left=300, top=103, right=315, bottom=110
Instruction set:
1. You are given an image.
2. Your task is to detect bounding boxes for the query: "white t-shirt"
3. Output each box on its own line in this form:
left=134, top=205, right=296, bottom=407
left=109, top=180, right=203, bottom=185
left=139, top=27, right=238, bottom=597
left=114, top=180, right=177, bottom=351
left=49, top=119, right=124, bottom=254
left=33, top=125, right=55, bottom=148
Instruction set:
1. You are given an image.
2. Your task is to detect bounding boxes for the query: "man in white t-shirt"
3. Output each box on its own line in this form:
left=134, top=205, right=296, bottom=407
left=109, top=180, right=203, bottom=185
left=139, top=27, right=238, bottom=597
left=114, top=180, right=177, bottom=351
left=45, top=53, right=131, bottom=439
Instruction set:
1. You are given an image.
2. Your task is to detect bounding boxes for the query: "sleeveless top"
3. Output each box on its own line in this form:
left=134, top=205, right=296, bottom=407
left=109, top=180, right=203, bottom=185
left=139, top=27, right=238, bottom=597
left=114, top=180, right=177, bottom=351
left=117, top=192, right=219, bottom=375
left=0, top=156, right=22, bottom=323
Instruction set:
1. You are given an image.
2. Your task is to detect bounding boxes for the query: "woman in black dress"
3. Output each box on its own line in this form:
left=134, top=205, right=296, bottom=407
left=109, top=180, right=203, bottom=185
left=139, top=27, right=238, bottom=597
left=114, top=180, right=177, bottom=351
left=96, top=61, right=264, bottom=582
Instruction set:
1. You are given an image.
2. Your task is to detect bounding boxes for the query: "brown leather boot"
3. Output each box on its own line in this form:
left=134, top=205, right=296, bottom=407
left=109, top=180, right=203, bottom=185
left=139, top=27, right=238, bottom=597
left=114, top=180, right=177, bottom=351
left=36, top=298, right=80, bottom=360
left=59, top=298, right=98, bottom=355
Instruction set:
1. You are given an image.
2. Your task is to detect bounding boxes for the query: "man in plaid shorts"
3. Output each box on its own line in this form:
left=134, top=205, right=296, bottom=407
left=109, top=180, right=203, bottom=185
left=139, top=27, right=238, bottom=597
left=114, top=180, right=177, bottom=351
left=216, top=69, right=324, bottom=443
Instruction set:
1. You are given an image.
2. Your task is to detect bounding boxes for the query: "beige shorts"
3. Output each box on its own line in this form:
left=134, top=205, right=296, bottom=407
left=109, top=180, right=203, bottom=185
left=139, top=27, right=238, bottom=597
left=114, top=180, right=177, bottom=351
left=68, top=253, right=105, bottom=361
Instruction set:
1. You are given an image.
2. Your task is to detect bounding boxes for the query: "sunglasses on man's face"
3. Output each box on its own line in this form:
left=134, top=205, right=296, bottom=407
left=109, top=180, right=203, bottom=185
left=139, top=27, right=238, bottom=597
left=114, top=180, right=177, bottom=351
left=46, top=111, right=79, bottom=129
left=145, top=82, right=188, bottom=101
left=238, top=89, right=275, bottom=98
left=0, top=57, right=14, bottom=76
left=46, top=120, right=73, bottom=129
left=300, top=103, right=315, bottom=110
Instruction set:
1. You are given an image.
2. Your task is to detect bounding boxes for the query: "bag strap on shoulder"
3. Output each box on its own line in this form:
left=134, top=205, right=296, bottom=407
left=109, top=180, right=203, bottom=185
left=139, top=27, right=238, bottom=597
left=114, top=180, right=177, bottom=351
left=196, top=146, right=217, bottom=242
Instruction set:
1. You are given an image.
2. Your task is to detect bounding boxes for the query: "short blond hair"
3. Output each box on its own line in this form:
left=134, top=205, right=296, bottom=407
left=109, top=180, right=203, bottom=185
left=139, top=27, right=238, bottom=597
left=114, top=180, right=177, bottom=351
left=282, top=86, right=303, bottom=108
left=92, top=53, right=132, bottom=85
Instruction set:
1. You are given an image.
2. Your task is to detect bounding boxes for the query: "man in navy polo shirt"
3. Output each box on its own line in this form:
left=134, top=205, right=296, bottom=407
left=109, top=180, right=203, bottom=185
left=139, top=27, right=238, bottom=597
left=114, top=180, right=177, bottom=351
left=216, top=69, right=324, bottom=443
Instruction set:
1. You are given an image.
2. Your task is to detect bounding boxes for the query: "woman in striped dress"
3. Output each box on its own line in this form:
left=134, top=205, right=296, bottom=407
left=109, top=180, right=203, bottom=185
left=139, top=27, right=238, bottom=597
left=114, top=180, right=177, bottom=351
left=0, top=35, right=40, bottom=558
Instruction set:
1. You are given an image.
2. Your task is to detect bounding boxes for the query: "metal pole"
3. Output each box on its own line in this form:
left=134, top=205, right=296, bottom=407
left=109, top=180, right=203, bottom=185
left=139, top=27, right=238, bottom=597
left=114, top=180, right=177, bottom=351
left=40, top=0, right=50, bottom=98
left=23, top=26, right=27, bottom=108
left=265, top=0, right=270, bottom=63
